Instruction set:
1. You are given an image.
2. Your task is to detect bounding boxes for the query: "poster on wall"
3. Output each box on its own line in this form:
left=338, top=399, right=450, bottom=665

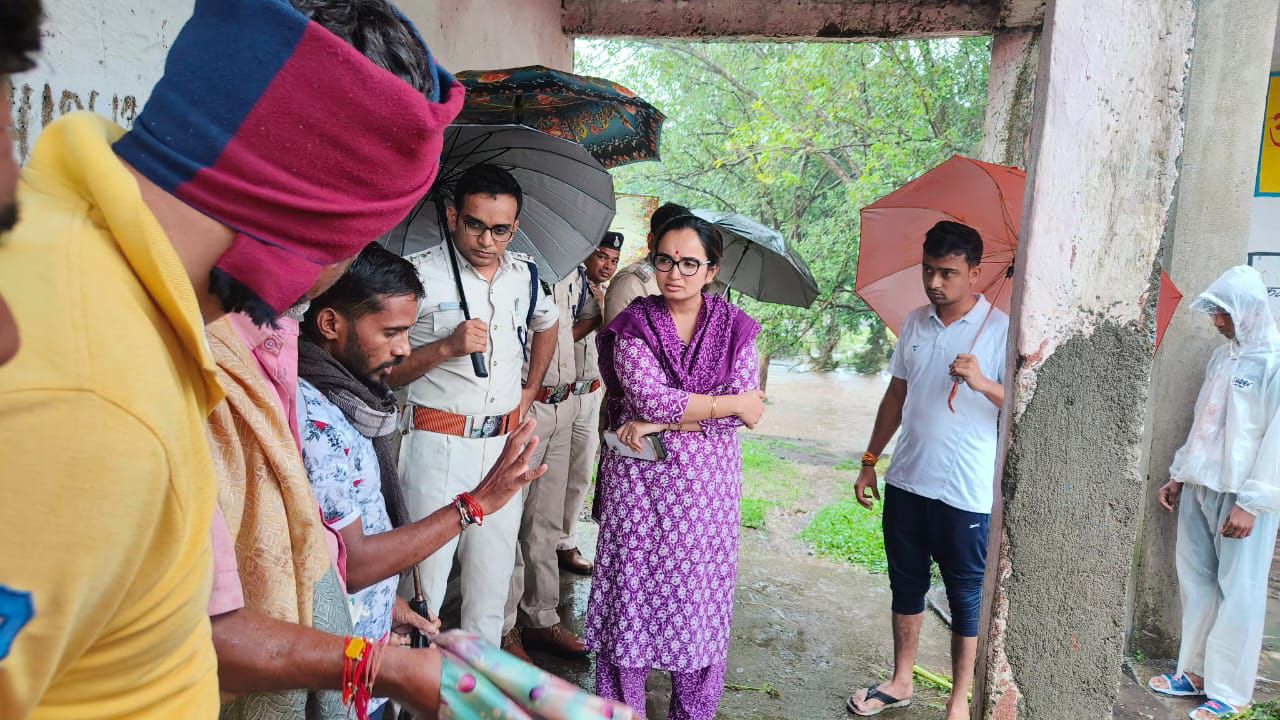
left=609, top=194, right=659, bottom=268
left=1258, top=73, right=1280, bottom=197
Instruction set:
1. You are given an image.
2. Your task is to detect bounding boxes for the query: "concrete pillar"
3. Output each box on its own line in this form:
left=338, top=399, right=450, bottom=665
left=972, top=0, right=1196, bottom=718
left=978, top=29, right=1039, bottom=169
left=1128, top=0, right=1280, bottom=659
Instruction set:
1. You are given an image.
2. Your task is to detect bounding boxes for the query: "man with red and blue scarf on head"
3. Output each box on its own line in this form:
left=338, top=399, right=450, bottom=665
left=0, top=0, right=465, bottom=718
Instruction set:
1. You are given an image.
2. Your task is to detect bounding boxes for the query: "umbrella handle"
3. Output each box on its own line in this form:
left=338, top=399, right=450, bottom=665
left=470, top=352, right=489, bottom=378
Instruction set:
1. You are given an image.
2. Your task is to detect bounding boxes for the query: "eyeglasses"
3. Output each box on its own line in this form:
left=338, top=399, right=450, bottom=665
left=460, top=218, right=514, bottom=242
left=653, top=253, right=715, bottom=277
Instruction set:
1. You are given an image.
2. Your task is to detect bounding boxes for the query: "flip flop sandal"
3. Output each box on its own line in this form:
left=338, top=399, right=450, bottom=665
left=1149, top=672, right=1205, bottom=698
left=1189, top=699, right=1239, bottom=719
left=846, top=684, right=912, bottom=717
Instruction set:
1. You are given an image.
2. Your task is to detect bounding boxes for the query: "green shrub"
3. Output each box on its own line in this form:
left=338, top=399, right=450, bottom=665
left=800, top=493, right=887, bottom=574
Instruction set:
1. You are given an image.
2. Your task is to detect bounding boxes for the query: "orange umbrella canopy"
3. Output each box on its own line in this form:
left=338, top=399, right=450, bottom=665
left=857, top=156, right=1027, bottom=335
left=1155, top=271, right=1183, bottom=351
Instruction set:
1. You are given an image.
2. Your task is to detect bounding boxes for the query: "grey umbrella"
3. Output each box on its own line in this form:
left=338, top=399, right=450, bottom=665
left=691, top=209, right=820, bottom=308
left=383, top=124, right=616, bottom=282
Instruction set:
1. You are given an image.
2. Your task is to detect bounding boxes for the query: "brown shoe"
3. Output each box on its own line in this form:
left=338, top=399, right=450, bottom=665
left=523, top=623, right=589, bottom=659
left=501, top=627, right=532, bottom=663
left=557, top=547, right=594, bottom=576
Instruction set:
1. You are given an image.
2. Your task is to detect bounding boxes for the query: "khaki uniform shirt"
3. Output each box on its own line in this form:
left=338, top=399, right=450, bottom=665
left=575, top=279, right=602, bottom=382
left=526, top=273, right=581, bottom=389
left=405, top=245, right=558, bottom=416
left=603, top=260, right=659, bottom=326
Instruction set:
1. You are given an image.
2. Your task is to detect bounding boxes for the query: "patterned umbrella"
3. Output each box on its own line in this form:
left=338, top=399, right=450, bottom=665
left=456, top=65, right=664, bottom=169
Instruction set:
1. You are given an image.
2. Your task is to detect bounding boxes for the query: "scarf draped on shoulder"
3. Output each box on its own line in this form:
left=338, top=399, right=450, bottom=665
left=205, top=318, right=331, bottom=625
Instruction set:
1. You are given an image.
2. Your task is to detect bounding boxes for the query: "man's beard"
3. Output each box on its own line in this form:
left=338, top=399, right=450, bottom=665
left=0, top=202, right=17, bottom=233
left=335, top=337, right=402, bottom=389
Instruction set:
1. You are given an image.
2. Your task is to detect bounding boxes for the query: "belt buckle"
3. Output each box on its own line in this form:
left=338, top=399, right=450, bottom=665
left=551, top=385, right=571, bottom=404
left=466, top=414, right=501, bottom=439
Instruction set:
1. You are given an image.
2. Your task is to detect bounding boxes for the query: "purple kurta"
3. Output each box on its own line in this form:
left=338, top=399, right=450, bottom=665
left=585, top=299, right=760, bottom=672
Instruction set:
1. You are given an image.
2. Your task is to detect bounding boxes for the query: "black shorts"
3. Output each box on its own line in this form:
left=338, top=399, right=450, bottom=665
left=882, top=484, right=991, bottom=637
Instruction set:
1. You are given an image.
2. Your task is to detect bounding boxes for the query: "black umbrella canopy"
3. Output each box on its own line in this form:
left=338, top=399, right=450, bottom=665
left=692, top=209, right=820, bottom=308
left=383, top=124, right=616, bottom=282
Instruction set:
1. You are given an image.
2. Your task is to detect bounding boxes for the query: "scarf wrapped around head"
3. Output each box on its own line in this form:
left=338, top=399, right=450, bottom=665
left=597, top=293, right=760, bottom=430
left=113, top=0, right=463, bottom=315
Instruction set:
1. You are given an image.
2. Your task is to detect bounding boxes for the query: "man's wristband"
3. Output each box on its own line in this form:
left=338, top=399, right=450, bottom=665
left=862, top=451, right=879, bottom=468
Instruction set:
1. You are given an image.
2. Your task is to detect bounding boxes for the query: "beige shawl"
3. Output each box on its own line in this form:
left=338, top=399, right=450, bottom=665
left=205, top=318, right=331, bottom=625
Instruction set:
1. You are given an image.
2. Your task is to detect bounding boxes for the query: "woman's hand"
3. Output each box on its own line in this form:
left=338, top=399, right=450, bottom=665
left=731, top=390, right=767, bottom=428
left=617, top=420, right=666, bottom=452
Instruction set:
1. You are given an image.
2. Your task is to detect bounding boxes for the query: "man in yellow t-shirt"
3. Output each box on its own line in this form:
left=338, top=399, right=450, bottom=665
left=0, top=0, right=461, bottom=716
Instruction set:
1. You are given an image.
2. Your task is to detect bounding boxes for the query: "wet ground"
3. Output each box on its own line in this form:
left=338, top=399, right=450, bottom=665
left=521, top=364, right=1280, bottom=719
left=532, top=367, right=959, bottom=719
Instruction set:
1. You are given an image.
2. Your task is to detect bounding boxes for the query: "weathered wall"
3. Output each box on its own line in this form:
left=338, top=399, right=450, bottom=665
left=973, top=0, right=1195, bottom=718
left=7, top=0, right=570, bottom=164
left=1128, top=0, right=1280, bottom=659
left=400, top=0, right=571, bottom=72
left=978, top=28, right=1039, bottom=168
left=6, top=0, right=193, bottom=164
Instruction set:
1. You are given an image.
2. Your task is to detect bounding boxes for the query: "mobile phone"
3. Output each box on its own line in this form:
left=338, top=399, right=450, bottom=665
left=604, top=430, right=669, bottom=461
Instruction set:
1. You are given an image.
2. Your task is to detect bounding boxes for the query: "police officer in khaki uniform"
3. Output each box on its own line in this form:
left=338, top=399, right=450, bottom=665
left=557, top=232, right=623, bottom=575
left=501, top=266, right=586, bottom=659
left=602, top=202, right=690, bottom=325
left=387, top=166, right=559, bottom=645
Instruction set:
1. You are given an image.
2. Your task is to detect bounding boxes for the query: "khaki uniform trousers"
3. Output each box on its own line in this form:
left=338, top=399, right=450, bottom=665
left=398, top=426, right=522, bottom=644
left=560, top=388, right=603, bottom=551
left=503, top=395, right=578, bottom=632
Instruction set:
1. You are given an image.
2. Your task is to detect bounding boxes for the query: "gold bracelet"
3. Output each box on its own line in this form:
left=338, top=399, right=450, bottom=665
left=710, top=395, right=718, bottom=420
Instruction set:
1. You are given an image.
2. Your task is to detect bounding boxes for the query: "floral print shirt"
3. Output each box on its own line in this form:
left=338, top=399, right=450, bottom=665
left=299, top=381, right=397, bottom=662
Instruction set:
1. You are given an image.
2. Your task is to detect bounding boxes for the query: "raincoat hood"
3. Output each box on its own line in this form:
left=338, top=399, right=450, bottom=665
left=1191, top=265, right=1280, bottom=353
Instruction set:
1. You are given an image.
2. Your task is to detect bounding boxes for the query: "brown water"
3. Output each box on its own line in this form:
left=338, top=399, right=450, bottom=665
left=754, top=364, right=892, bottom=457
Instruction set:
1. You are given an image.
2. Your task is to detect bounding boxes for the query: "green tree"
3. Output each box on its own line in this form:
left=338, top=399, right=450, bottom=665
left=576, top=38, right=991, bottom=372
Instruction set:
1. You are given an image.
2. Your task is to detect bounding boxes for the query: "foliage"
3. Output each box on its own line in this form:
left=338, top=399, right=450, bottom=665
left=576, top=38, right=991, bottom=371
left=1231, top=701, right=1280, bottom=719
left=800, top=491, right=888, bottom=574
left=739, top=438, right=807, bottom=529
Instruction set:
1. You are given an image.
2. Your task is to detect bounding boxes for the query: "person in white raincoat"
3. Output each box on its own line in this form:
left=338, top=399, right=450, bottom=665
left=1148, top=265, right=1280, bottom=720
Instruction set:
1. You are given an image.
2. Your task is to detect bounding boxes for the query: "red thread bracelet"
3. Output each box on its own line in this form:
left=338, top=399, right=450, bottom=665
left=454, top=492, right=484, bottom=528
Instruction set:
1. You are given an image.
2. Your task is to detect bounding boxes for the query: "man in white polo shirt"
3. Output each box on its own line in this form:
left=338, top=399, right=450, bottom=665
left=846, top=221, right=1008, bottom=720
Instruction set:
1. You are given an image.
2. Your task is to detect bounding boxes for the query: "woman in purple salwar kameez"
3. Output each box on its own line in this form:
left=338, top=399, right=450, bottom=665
left=586, top=216, right=767, bottom=720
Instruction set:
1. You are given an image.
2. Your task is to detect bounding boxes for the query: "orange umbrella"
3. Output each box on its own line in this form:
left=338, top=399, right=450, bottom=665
left=1155, top=271, right=1183, bottom=352
left=857, top=156, right=1027, bottom=336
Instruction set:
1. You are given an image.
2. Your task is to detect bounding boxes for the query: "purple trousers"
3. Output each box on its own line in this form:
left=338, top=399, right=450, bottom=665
left=595, top=658, right=727, bottom=720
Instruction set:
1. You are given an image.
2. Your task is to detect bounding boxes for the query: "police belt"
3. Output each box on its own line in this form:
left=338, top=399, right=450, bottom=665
left=409, top=404, right=520, bottom=439
left=536, top=379, right=603, bottom=405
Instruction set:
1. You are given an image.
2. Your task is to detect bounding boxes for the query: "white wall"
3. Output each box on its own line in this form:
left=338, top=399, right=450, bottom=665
left=6, top=0, right=572, bottom=164
left=1247, top=15, right=1280, bottom=311
left=6, top=0, right=194, bottom=163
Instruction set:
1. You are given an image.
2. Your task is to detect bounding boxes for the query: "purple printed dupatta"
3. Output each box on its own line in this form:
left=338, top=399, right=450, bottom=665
left=597, top=293, right=760, bottom=431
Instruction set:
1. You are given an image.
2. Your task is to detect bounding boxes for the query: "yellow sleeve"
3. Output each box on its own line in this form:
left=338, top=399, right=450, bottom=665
left=604, top=271, right=646, bottom=327
left=0, top=390, right=170, bottom=716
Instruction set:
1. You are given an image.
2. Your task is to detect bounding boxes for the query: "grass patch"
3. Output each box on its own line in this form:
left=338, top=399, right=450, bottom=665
left=738, top=438, right=807, bottom=530
left=741, top=498, right=770, bottom=529
left=833, top=457, right=859, bottom=472
left=800, top=487, right=887, bottom=574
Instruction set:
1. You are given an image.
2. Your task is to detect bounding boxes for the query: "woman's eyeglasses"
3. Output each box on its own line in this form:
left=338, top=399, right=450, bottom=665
left=653, top=253, right=715, bottom=277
